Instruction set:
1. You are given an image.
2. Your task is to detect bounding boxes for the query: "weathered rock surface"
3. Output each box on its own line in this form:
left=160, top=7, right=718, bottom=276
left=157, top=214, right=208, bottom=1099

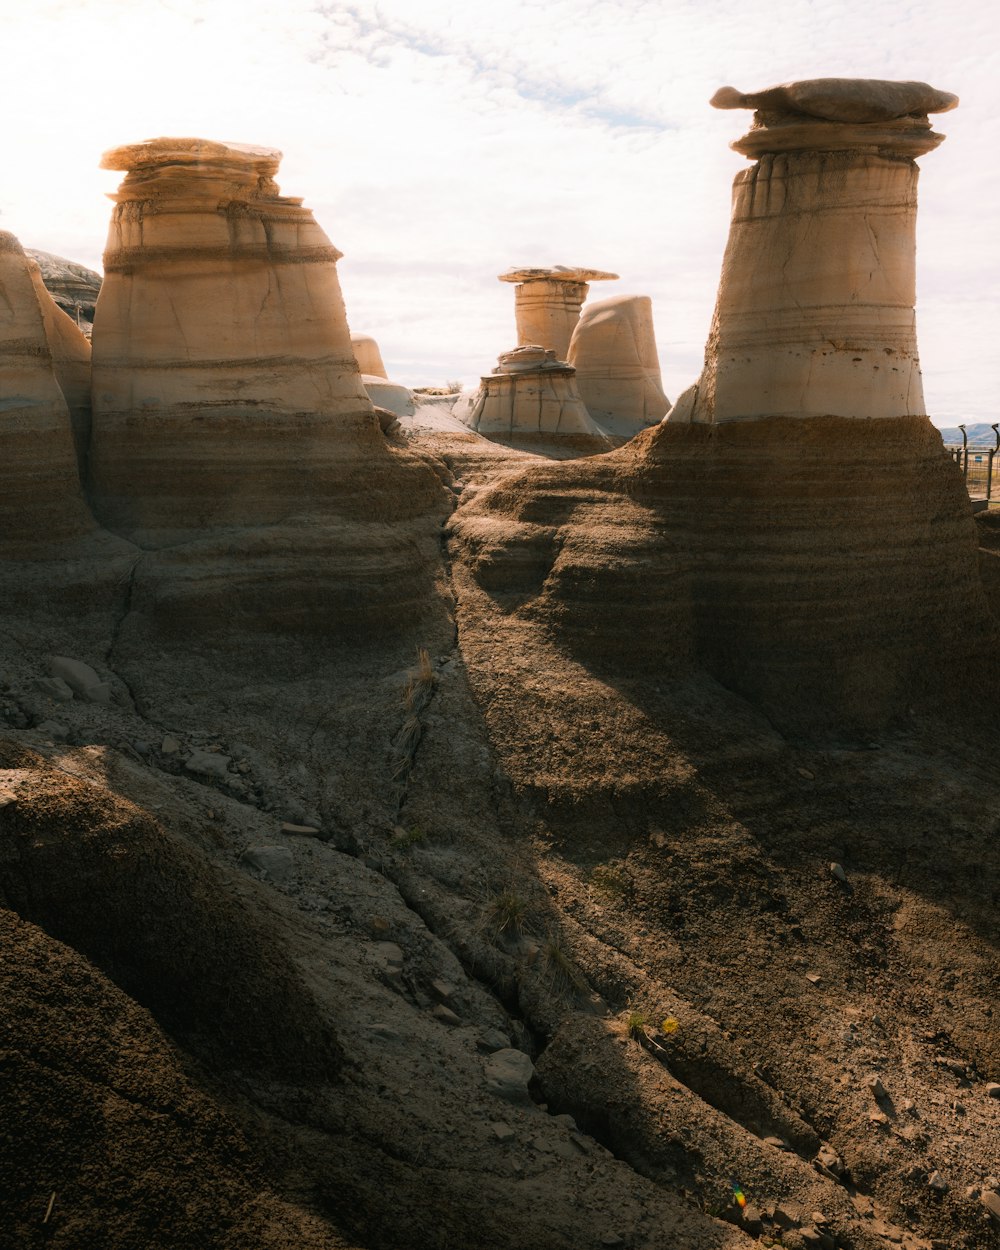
left=710, top=78, right=958, bottom=123
left=458, top=345, right=609, bottom=453
left=568, top=294, right=669, bottom=436
left=499, top=266, right=618, bottom=362
left=0, top=231, right=95, bottom=558
left=672, top=79, right=956, bottom=426
left=25, top=248, right=102, bottom=332
left=89, top=137, right=437, bottom=545
left=351, top=332, right=388, bottom=379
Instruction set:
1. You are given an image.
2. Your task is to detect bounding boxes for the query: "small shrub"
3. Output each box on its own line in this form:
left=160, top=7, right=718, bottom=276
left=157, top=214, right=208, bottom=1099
left=481, top=889, right=530, bottom=940
left=542, top=936, right=588, bottom=994
left=627, top=1010, right=649, bottom=1040
left=588, top=862, right=630, bottom=901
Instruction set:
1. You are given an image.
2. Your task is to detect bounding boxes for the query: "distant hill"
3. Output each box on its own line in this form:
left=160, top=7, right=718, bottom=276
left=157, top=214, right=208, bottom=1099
left=937, top=421, right=999, bottom=446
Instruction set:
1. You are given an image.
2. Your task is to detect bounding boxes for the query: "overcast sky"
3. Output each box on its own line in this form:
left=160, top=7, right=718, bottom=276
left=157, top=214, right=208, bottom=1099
left=3, top=0, right=997, bottom=426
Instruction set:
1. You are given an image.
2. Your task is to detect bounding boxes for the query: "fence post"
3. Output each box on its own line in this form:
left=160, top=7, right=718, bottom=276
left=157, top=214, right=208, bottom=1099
left=959, top=425, right=968, bottom=481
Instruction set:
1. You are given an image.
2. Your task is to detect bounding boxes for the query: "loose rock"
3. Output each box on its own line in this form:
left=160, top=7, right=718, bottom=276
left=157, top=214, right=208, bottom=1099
left=238, top=845, right=294, bottom=883
left=185, top=750, right=232, bottom=780
left=484, top=1048, right=535, bottom=1105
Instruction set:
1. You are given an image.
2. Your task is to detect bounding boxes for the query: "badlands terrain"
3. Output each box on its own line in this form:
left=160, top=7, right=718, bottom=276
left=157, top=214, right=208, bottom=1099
left=1, top=78, right=999, bottom=1250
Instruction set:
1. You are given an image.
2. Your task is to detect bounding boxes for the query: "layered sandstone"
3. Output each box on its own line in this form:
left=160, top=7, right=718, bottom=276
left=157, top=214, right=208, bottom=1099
left=27, top=256, right=93, bottom=474
left=567, top=294, right=669, bottom=436
left=450, top=79, right=998, bottom=733
left=672, top=79, right=957, bottom=425
left=0, top=231, right=94, bottom=557
left=351, top=332, right=388, bottom=379
left=458, top=344, right=609, bottom=453
left=90, top=137, right=434, bottom=545
left=499, top=266, right=617, bottom=362
left=26, top=248, right=102, bottom=334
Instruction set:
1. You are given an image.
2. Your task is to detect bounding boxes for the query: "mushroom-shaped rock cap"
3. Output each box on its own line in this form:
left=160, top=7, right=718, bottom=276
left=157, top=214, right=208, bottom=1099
left=710, top=79, right=958, bottom=123
left=101, top=137, right=282, bottom=176
left=498, top=266, right=619, bottom=284
left=495, top=345, right=572, bottom=372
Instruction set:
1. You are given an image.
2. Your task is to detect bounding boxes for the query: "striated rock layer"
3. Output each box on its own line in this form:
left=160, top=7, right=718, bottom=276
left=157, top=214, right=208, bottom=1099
left=89, top=138, right=438, bottom=546
left=0, top=231, right=95, bottom=557
left=498, top=266, right=617, bottom=362
left=451, top=416, right=998, bottom=733
left=450, top=80, right=999, bottom=733
left=672, top=79, right=956, bottom=425
left=568, top=294, right=669, bottom=436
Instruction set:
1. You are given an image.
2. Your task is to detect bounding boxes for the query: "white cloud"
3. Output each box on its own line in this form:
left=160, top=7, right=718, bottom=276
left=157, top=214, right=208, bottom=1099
left=2, top=0, right=997, bottom=421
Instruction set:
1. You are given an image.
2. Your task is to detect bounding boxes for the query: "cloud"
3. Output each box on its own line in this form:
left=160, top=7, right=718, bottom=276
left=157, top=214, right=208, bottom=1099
left=1, top=0, right=996, bottom=420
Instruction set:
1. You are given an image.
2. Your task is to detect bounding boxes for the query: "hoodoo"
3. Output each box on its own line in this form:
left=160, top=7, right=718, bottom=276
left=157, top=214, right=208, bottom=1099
left=0, top=231, right=95, bottom=556
left=451, top=79, right=998, bottom=733
left=498, top=266, right=617, bottom=363
left=672, top=78, right=959, bottom=425
left=89, top=138, right=409, bottom=543
left=567, top=294, right=670, bottom=436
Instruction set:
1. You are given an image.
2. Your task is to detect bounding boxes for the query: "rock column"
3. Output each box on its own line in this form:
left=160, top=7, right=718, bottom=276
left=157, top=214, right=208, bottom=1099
left=498, top=266, right=617, bottom=363
left=568, top=294, right=670, bottom=435
left=676, top=78, right=958, bottom=424
left=90, top=137, right=382, bottom=542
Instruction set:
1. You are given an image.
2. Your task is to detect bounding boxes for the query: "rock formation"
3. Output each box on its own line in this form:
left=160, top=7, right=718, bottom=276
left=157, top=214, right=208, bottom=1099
left=567, top=294, right=669, bottom=436
left=672, top=78, right=957, bottom=425
left=351, top=332, right=388, bottom=379
left=27, top=256, right=93, bottom=475
left=0, top=231, right=95, bottom=557
left=26, top=249, right=102, bottom=335
left=458, top=344, right=608, bottom=452
left=451, top=79, right=999, bottom=733
left=498, top=266, right=617, bottom=362
left=89, top=137, right=435, bottom=544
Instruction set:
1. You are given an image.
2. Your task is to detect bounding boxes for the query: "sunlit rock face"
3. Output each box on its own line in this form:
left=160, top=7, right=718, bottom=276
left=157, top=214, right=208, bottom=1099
left=351, top=333, right=388, bottom=379
left=450, top=80, right=999, bottom=733
left=0, top=231, right=95, bottom=556
left=459, top=345, right=609, bottom=453
left=498, top=266, right=617, bottom=363
left=672, top=78, right=958, bottom=425
left=89, top=137, right=403, bottom=545
left=568, top=294, right=669, bottom=437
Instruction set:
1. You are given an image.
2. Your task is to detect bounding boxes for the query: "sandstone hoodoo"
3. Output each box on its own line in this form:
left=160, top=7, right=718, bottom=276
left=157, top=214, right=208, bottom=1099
left=672, top=78, right=958, bottom=425
left=0, top=231, right=95, bottom=557
left=89, top=137, right=432, bottom=544
left=351, top=332, right=415, bottom=419
left=452, top=78, right=998, bottom=732
left=567, top=293, right=670, bottom=436
left=498, top=265, right=618, bottom=363
left=351, top=332, right=389, bottom=379
left=458, top=344, right=608, bottom=452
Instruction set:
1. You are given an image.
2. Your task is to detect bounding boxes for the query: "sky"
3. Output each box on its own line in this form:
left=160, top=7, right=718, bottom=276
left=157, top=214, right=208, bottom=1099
left=3, top=0, right=998, bottom=426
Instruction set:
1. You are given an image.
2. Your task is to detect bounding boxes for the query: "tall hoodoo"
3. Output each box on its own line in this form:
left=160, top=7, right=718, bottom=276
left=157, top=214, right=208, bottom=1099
left=674, top=78, right=958, bottom=425
left=89, top=138, right=382, bottom=541
left=0, top=231, right=94, bottom=556
left=498, top=266, right=617, bottom=363
left=568, top=294, right=670, bottom=436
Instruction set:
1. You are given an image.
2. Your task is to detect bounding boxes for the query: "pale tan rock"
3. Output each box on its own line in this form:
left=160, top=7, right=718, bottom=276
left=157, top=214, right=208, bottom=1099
left=710, top=78, right=958, bottom=124
left=460, top=345, right=607, bottom=449
left=498, top=266, right=618, bottom=362
left=27, top=257, right=92, bottom=473
left=361, top=375, right=414, bottom=418
left=568, top=295, right=669, bottom=436
left=0, top=231, right=94, bottom=556
left=89, top=137, right=386, bottom=543
left=351, top=333, right=388, bottom=379
left=673, top=78, right=954, bottom=425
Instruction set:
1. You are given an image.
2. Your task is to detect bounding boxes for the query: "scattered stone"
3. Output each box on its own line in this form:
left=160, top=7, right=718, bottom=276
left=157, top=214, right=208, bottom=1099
left=869, top=1110, right=889, bottom=1124
left=0, top=788, right=18, bottom=810
left=483, top=1048, right=535, bottom=1105
left=553, top=1113, right=577, bottom=1130
left=370, top=942, right=405, bottom=974
left=133, top=739, right=150, bottom=756
left=161, top=735, right=181, bottom=754
left=983, top=1176, right=1000, bottom=1192
left=805, top=972, right=822, bottom=985
left=829, top=862, right=848, bottom=883
left=741, top=1204, right=764, bottom=1234
left=934, top=1055, right=968, bottom=1077
left=799, top=1227, right=823, bottom=1248
left=33, top=676, right=74, bottom=702
left=430, top=978, right=456, bottom=1005
left=982, top=1191, right=1000, bottom=1221
left=366, top=1023, right=403, bottom=1043
left=927, top=1170, right=949, bottom=1193
left=48, top=656, right=108, bottom=703
left=763, top=1135, right=792, bottom=1151
left=599, top=1236, right=625, bottom=1248
left=490, top=1122, right=515, bottom=1143
left=797, top=767, right=815, bottom=779
left=964, top=1185, right=981, bottom=1200
left=816, top=1146, right=846, bottom=1178
left=185, top=749, right=232, bottom=779
left=772, top=1204, right=800, bottom=1229
left=476, top=1028, right=510, bottom=1053
left=280, top=821, right=323, bottom=838
left=811, top=1212, right=830, bottom=1226
left=238, top=845, right=294, bottom=883
left=985, top=1082, right=1000, bottom=1099
left=432, top=1004, right=462, bottom=1027
left=868, top=1075, right=888, bottom=1099
left=369, top=916, right=392, bottom=937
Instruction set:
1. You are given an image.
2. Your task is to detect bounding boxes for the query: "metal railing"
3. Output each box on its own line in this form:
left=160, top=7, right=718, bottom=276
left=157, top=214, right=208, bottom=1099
left=944, top=423, right=1000, bottom=506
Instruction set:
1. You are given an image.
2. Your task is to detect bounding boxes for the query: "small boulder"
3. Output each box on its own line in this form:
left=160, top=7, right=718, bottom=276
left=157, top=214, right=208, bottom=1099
left=239, top=845, right=294, bottom=883
left=33, top=676, right=74, bottom=702
left=484, top=1048, right=535, bottom=1105
left=48, top=656, right=109, bottom=703
left=985, top=1082, right=1000, bottom=1099
left=185, top=750, right=232, bottom=780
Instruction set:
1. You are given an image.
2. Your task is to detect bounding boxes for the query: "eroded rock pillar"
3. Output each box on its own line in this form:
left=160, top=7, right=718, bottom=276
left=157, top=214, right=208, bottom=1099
left=675, top=78, right=958, bottom=424
left=568, top=294, right=670, bottom=434
left=499, top=266, right=617, bottom=363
